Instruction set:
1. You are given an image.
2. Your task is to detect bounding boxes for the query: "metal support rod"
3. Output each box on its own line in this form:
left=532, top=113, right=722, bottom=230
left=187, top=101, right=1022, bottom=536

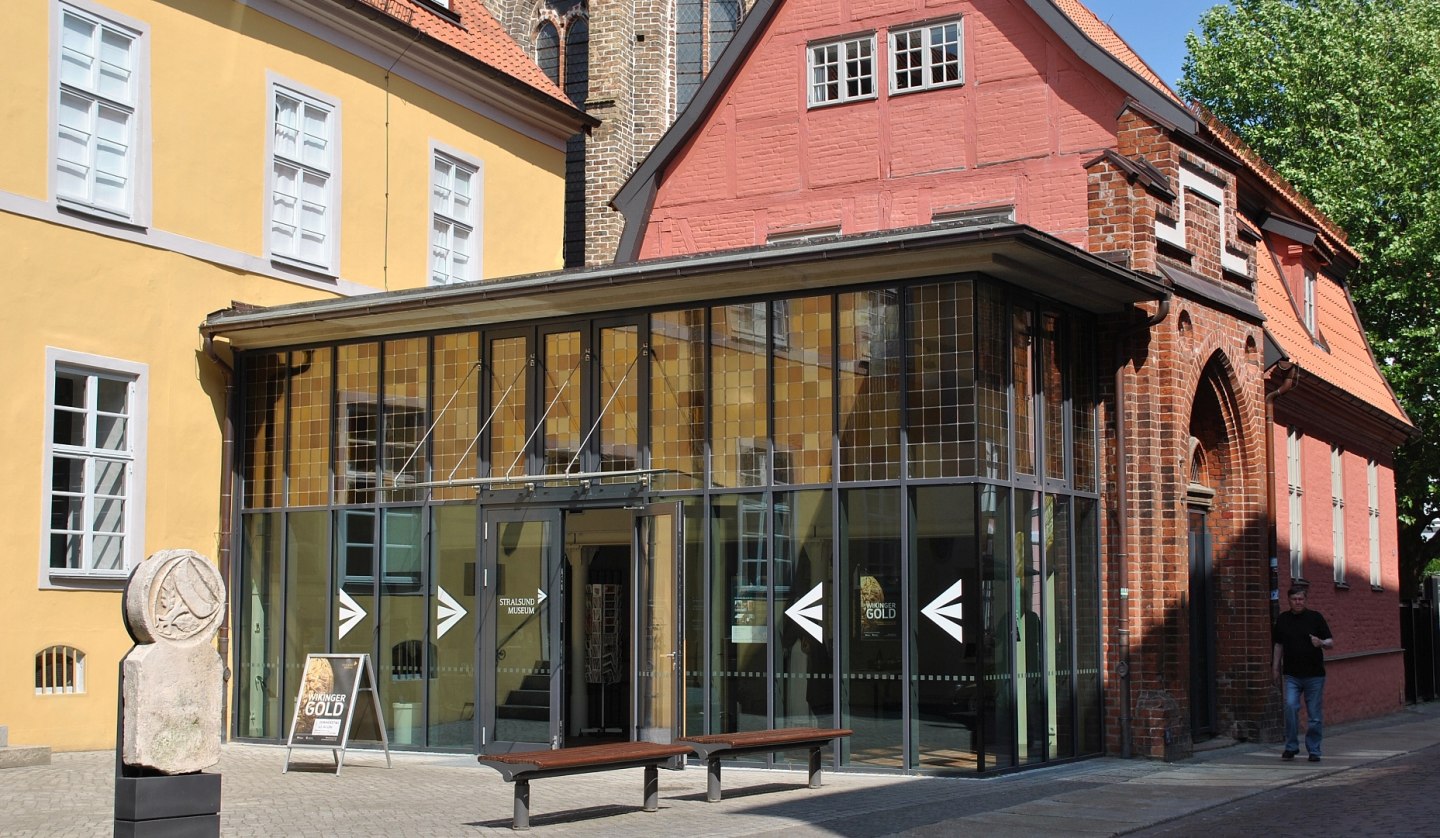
left=505, top=365, right=577, bottom=478
left=643, top=765, right=660, bottom=812
left=706, top=759, right=722, bottom=802
left=392, top=360, right=481, bottom=484
left=565, top=352, right=639, bottom=475
left=514, top=778, right=530, bottom=830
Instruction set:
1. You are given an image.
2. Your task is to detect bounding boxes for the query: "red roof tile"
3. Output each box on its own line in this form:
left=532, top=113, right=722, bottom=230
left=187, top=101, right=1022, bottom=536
left=1053, top=0, right=1183, bottom=105
left=351, top=0, right=572, bottom=109
left=1255, top=240, right=1409, bottom=427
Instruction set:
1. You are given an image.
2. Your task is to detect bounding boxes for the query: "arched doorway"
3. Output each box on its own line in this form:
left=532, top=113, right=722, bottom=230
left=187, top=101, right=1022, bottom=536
left=1186, top=436, right=1217, bottom=739
left=1185, top=354, right=1245, bottom=743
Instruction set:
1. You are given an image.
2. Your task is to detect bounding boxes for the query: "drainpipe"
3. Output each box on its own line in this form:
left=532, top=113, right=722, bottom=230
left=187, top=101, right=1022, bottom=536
left=203, top=334, right=236, bottom=740
left=1264, top=361, right=1299, bottom=624
left=1115, top=295, right=1170, bottom=759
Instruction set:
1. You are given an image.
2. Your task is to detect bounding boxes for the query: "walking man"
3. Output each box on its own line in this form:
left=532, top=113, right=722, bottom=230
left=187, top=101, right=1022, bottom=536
left=1272, top=585, right=1333, bottom=761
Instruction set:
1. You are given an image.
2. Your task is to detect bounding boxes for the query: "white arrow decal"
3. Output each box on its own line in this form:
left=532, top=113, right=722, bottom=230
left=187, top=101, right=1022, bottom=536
left=922, top=579, right=965, bottom=644
left=785, top=583, right=825, bottom=642
left=536, top=587, right=547, bottom=606
left=436, top=585, right=467, bottom=639
left=337, top=589, right=367, bottom=639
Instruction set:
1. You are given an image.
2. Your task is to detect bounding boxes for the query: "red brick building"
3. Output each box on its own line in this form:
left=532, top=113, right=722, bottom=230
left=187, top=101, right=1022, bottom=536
left=611, top=0, right=1413, bottom=757
left=205, top=0, right=1412, bottom=770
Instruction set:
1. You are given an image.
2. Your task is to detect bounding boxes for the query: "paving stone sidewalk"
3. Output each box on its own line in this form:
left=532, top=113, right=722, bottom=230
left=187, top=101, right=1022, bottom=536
left=3, top=703, right=1438, bottom=837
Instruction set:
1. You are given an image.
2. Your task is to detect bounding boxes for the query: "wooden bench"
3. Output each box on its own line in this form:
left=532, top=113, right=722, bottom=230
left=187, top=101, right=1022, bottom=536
left=477, top=741, right=691, bottom=830
left=679, top=727, right=853, bottom=802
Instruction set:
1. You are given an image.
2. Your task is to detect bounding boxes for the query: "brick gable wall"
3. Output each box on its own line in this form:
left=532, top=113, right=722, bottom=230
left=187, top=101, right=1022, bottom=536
left=638, top=0, right=1121, bottom=257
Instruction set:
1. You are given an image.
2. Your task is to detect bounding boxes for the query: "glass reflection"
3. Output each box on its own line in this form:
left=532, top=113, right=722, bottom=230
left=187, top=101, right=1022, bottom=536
left=710, top=493, right=768, bottom=733
left=775, top=490, right=834, bottom=731
left=977, top=285, right=1009, bottom=479
left=838, top=290, right=901, bottom=481
left=773, top=296, right=833, bottom=486
left=283, top=511, right=328, bottom=732
left=237, top=513, right=281, bottom=738
left=1013, top=308, right=1035, bottom=477
left=680, top=496, right=705, bottom=736
left=711, top=305, right=768, bottom=489
left=242, top=352, right=287, bottom=509
left=379, top=508, right=426, bottom=747
left=911, top=486, right=980, bottom=770
left=906, top=281, right=975, bottom=479
left=288, top=348, right=332, bottom=507
left=1041, top=313, right=1066, bottom=482
left=841, top=488, right=902, bottom=768
left=431, top=333, right=480, bottom=502
left=1015, top=490, right=1046, bottom=764
left=980, top=485, right=1013, bottom=769
left=651, top=310, right=706, bottom=490
left=429, top=505, right=476, bottom=748
left=335, top=343, right=380, bottom=505
left=493, top=518, right=553, bottom=745
left=542, top=331, right=582, bottom=474
left=230, top=280, right=1108, bottom=773
left=488, top=336, right=528, bottom=479
left=383, top=339, right=428, bottom=504
left=598, top=326, right=641, bottom=475
left=1049, top=496, right=1075, bottom=759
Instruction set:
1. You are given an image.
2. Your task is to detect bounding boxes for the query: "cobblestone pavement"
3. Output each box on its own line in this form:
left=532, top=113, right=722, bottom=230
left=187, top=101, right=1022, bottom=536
left=3, top=703, right=1438, bottom=837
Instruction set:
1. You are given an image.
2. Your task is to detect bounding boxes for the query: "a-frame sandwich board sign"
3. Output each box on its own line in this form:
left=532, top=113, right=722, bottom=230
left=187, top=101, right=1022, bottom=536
left=283, top=653, right=391, bottom=774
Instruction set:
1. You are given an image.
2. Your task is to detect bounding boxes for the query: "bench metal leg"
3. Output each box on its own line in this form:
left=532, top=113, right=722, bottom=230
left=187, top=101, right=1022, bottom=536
left=808, top=747, right=823, bottom=789
left=706, top=757, right=723, bottom=802
left=513, top=779, right=531, bottom=830
left=643, top=765, right=660, bottom=812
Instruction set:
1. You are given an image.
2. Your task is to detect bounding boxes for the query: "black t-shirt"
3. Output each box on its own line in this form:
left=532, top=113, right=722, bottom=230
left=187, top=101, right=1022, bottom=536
left=1272, top=608, right=1333, bottom=677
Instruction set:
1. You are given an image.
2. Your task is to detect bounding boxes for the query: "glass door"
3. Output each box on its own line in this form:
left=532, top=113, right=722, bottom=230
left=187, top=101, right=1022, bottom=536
left=481, top=507, right=563, bottom=753
left=632, top=502, right=683, bottom=745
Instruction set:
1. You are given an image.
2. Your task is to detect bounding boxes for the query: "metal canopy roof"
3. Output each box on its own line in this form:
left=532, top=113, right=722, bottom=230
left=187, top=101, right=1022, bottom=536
left=202, top=223, right=1168, bottom=350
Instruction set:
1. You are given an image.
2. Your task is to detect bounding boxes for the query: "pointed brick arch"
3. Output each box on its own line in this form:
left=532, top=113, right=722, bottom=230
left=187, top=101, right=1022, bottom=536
left=1183, top=349, right=1270, bottom=743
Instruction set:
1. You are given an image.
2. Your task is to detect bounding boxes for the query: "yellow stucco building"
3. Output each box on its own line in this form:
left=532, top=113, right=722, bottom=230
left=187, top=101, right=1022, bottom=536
left=0, top=0, right=587, bottom=752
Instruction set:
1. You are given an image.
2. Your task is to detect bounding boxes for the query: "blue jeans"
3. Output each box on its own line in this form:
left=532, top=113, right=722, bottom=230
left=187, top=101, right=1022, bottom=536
left=1283, top=675, right=1325, bottom=755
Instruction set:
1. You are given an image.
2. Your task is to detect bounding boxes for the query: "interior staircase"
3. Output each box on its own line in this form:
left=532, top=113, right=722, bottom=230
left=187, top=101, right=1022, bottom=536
left=496, top=663, right=551, bottom=723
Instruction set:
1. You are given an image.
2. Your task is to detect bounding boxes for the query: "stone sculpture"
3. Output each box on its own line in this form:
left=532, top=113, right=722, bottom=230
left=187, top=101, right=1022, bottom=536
left=120, top=549, right=226, bottom=775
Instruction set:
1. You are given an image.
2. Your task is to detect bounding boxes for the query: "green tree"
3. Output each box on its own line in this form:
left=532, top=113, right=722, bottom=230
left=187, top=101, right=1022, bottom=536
left=1181, top=0, right=1440, bottom=597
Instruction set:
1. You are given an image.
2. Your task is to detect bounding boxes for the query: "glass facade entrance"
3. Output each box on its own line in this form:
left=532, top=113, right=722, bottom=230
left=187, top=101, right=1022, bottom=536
left=233, top=274, right=1103, bottom=772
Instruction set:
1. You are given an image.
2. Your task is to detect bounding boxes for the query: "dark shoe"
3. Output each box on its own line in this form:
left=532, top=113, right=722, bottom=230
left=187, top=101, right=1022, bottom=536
left=1308, top=754, right=1321, bottom=762
left=1282, top=750, right=1297, bottom=760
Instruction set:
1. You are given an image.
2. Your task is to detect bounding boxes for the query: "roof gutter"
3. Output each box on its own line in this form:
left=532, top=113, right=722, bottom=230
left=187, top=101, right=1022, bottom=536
left=202, top=224, right=1168, bottom=339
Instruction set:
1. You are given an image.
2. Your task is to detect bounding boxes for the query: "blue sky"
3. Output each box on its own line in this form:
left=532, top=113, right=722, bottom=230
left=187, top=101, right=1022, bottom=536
left=1081, top=1, right=1226, bottom=89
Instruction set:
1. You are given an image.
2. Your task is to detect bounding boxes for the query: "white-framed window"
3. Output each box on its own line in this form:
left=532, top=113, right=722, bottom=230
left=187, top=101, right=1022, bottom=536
left=41, top=349, right=147, bottom=585
left=890, top=18, right=963, bottom=94
left=1331, top=445, right=1345, bottom=583
left=1368, top=459, right=1381, bottom=587
left=430, top=149, right=481, bottom=285
left=1303, top=268, right=1317, bottom=333
left=35, top=645, right=86, bottom=695
left=53, top=1, right=148, bottom=222
left=1287, top=428, right=1304, bottom=580
left=267, top=79, right=338, bottom=272
left=808, top=34, right=876, bottom=107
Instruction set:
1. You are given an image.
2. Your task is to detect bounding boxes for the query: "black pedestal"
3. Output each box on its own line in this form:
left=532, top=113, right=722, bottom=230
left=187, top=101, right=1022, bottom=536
left=114, top=772, right=221, bottom=837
